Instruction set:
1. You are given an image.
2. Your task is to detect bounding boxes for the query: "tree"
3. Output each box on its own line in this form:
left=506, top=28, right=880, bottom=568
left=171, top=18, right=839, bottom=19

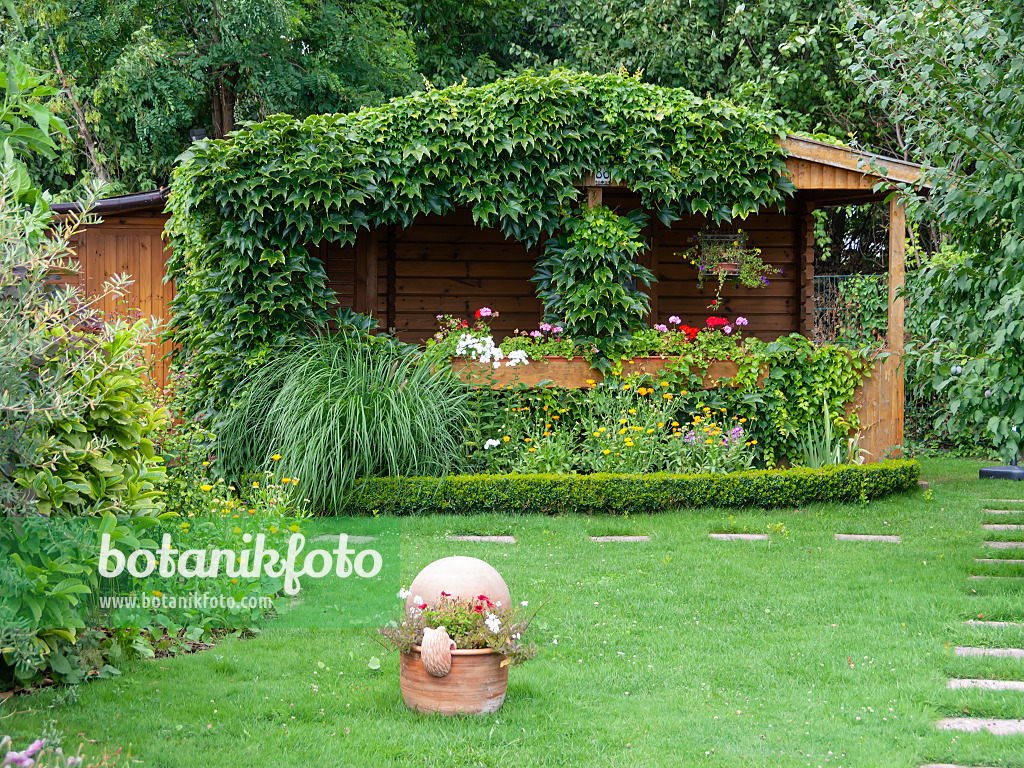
left=847, top=0, right=1024, bottom=459
left=0, top=0, right=418, bottom=193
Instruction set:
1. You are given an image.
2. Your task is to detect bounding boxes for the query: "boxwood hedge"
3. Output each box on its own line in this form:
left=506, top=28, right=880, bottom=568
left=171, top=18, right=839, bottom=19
left=342, top=460, right=920, bottom=515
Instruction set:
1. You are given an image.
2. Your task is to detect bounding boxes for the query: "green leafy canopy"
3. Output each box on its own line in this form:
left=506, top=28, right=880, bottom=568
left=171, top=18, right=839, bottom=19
left=167, top=69, right=794, bottom=417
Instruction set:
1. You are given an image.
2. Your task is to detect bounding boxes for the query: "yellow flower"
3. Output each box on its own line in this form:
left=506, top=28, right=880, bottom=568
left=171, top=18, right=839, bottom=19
left=598, top=427, right=606, bottom=433
left=252, top=481, right=260, bottom=488
left=739, top=418, right=747, bottom=423
left=628, top=409, right=637, bottom=414
left=624, top=440, right=634, bottom=446
left=529, top=447, right=536, bottom=453
left=721, top=408, right=727, bottom=413
left=543, top=431, right=551, bottom=437
left=751, top=439, right=758, bottom=445
left=663, top=393, right=673, bottom=400
left=200, top=484, right=213, bottom=492
left=647, top=428, right=655, bottom=434
left=231, top=578, right=239, bottom=584
left=703, top=407, right=711, bottom=412
left=671, top=421, right=679, bottom=427
left=660, top=381, right=669, bottom=387
left=181, top=522, right=190, bottom=530
left=151, top=590, right=162, bottom=597
left=282, top=477, right=291, bottom=484
left=657, top=422, right=664, bottom=428
left=271, top=454, right=282, bottom=461
left=552, top=414, right=560, bottom=419
left=269, top=526, right=278, bottom=533
left=503, top=436, right=511, bottom=442
left=618, top=428, right=628, bottom=435
left=602, top=449, right=610, bottom=455
left=233, top=526, right=242, bottom=534
left=706, top=438, right=713, bottom=444
left=628, top=360, right=635, bottom=365
left=290, top=524, right=300, bottom=532
left=692, top=416, right=702, bottom=424
left=593, top=432, right=601, bottom=437
left=202, top=461, right=210, bottom=466
left=619, top=418, right=628, bottom=424
left=622, top=383, right=631, bottom=390
left=586, top=379, right=596, bottom=385
left=233, top=514, right=239, bottom=519
left=524, top=437, right=532, bottom=442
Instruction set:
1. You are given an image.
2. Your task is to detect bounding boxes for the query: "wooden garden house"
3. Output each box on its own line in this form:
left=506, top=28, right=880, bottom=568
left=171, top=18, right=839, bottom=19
left=57, top=135, right=923, bottom=462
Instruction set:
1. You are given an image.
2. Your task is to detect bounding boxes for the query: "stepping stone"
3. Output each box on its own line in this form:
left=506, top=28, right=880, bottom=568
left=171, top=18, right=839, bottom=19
left=983, top=524, right=1024, bottom=531
left=968, top=575, right=1024, bottom=581
left=947, top=678, right=1024, bottom=691
left=311, top=534, right=376, bottom=544
left=921, top=765, right=994, bottom=768
left=983, top=509, right=1023, bottom=514
left=966, top=619, right=1024, bottom=628
left=448, top=535, right=516, bottom=543
left=709, top=533, right=768, bottom=541
left=955, top=646, right=1024, bottom=658
left=983, top=541, right=1024, bottom=549
left=936, top=718, right=1024, bottom=735
left=834, top=533, right=902, bottom=543
left=975, top=558, right=1024, bottom=565
left=590, top=535, right=650, bottom=542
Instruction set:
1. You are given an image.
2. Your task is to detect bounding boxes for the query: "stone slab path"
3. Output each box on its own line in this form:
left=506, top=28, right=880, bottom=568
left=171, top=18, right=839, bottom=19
left=983, top=524, right=1024, bottom=531
left=947, top=678, right=1024, bottom=691
left=983, top=509, right=1023, bottom=514
left=966, top=619, right=1024, bottom=628
left=983, top=540, right=1024, bottom=549
left=834, top=533, right=902, bottom=542
left=311, top=534, right=375, bottom=544
left=935, top=718, right=1024, bottom=735
left=967, top=575, right=1024, bottom=581
left=708, top=533, right=767, bottom=541
left=955, top=646, right=1024, bottom=659
left=448, top=535, right=516, bottom=543
left=975, top=558, right=1024, bottom=565
left=590, top=535, right=650, bottom=542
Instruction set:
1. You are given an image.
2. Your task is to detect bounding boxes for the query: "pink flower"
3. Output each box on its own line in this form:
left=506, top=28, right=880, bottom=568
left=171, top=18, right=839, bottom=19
left=539, top=323, right=552, bottom=332
left=477, top=307, right=493, bottom=317
left=530, top=330, right=542, bottom=338
left=654, top=324, right=668, bottom=332
left=552, top=326, right=563, bottom=334
left=669, top=315, right=682, bottom=325
left=724, top=325, right=733, bottom=335
left=735, top=316, right=748, bottom=326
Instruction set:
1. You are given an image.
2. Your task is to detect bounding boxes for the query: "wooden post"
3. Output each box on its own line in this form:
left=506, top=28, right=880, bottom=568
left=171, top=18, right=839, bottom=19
left=587, top=187, right=603, bottom=208
left=354, top=228, right=379, bottom=318
left=887, top=195, right=906, bottom=455
left=799, top=202, right=816, bottom=337
left=386, top=225, right=397, bottom=332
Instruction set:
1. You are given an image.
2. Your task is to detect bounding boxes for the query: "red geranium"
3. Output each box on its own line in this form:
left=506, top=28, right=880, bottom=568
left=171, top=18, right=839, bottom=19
left=473, top=604, right=484, bottom=613
left=679, top=325, right=701, bottom=341
left=706, top=316, right=728, bottom=328
left=474, top=309, right=482, bottom=318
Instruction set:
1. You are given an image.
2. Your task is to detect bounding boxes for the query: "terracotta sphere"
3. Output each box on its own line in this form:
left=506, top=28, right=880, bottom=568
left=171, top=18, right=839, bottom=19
left=406, top=556, right=511, bottom=612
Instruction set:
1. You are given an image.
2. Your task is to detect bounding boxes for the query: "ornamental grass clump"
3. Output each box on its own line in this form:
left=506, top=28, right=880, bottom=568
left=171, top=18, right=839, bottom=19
left=379, top=592, right=536, bottom=666
left=217, top=333, right=471, bottom=513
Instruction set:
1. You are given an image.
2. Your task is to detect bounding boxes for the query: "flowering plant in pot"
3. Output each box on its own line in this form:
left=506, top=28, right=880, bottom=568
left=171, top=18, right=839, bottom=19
left=379, top=590, right=536, bottom=715
left=684, top=230, right=780, bottom=309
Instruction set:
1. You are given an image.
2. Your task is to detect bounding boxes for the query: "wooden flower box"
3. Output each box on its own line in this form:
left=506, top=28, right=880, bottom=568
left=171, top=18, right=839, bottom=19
left=450, top=356, right=767, bottom=389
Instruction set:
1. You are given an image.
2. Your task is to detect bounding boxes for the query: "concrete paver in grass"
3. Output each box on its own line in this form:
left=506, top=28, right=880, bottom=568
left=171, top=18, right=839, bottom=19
left=975, top=558, right=1024, bottom=565
left=311, top=534, right=376, bottom=544
left=834, top=533, right=902, bottom=542
left=966, top=619, right=1024, bottom=628
left=983, top=509, right=1024, bottom=514
left=935, top=718, right=1024, bottom=735
left=947, top=678, right=1024, bottom=691
left=448, top=535, right=516, bottom=543
left=955, top=646, right=1024, bottom=659
left=590, top=535, right=650, bottom=542
left=967, top=575, right=1024, bottom=581
left=921, top=764, right=998, bottom=768
left=983, top=540, right=1024, bottom=549
left=708, top=533, right=768, bottom=541
left=983, top=524, right=1024, bottom=531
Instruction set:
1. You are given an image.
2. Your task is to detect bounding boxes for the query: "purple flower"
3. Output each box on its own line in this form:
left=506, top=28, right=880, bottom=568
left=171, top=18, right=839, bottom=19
left=539, top=323, right=552, bottom=332
left=985, top=389, right=992, bottom=397
left=760, top=277, right=770, bottom=285
left=735, top=316, right=748, bottom=326
left=669, top=315, right=681, bottom=325
left=530, top=330, right=542, bottom=338
left=724, top=325, right=733, bottom=335
left=654, top=324, right=668, bottom=332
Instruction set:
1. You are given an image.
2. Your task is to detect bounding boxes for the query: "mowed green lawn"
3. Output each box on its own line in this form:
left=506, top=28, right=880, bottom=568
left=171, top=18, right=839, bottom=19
left=3, top=458, right=1023, bottom=767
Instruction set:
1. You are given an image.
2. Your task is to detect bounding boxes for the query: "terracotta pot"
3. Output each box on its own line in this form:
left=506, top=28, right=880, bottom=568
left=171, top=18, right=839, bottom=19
left=400, top=646, right=509, bottom=715
left=714, top=261, right=741, bottom=275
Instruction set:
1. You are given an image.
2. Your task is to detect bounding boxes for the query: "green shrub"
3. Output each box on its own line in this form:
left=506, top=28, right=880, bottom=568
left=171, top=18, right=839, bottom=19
left=217, top=332, right=472, bottom=513
left=342, top=459, right=920, bottom=515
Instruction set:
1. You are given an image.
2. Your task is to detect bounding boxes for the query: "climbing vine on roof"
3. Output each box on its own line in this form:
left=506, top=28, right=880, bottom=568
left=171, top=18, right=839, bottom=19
left=166, top=69, right=794, bottom=417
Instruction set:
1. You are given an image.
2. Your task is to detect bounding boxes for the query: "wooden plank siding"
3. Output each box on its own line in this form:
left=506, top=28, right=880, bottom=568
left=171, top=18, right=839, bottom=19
left=61, top=216, right=176, bottom=390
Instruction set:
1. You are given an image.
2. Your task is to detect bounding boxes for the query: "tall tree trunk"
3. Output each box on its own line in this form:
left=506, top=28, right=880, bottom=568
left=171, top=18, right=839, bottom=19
left=46, top=32, right=110, bottom=183
left=210, top=71, right=238, bottom=139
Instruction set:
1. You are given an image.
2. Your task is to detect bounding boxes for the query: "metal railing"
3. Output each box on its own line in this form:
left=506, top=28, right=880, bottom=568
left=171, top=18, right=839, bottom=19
left=811, top=274, right=888, bottom=347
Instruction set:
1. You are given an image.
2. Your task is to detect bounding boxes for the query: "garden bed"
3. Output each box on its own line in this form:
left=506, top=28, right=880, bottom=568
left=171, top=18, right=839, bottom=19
left=450, top=356, right=767, bottom=389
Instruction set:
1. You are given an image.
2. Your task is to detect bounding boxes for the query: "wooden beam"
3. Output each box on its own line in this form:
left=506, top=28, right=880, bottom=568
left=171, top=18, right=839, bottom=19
left=781, top=135, right=925, bottom=186
left=587, top=187, right=603, bottom=208
left=354, top=228, right=379, bottom=317
left=798, top=202, right=816, bottom=336
left=887, top=196, right=906, bottom=455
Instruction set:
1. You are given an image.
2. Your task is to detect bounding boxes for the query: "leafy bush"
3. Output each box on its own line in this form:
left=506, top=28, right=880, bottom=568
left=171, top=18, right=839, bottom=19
left=343, top=460, right=921, bottom=515
left=217, top=332, right=472, bottom=513
left=532, top=206, right=654, bottom=368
